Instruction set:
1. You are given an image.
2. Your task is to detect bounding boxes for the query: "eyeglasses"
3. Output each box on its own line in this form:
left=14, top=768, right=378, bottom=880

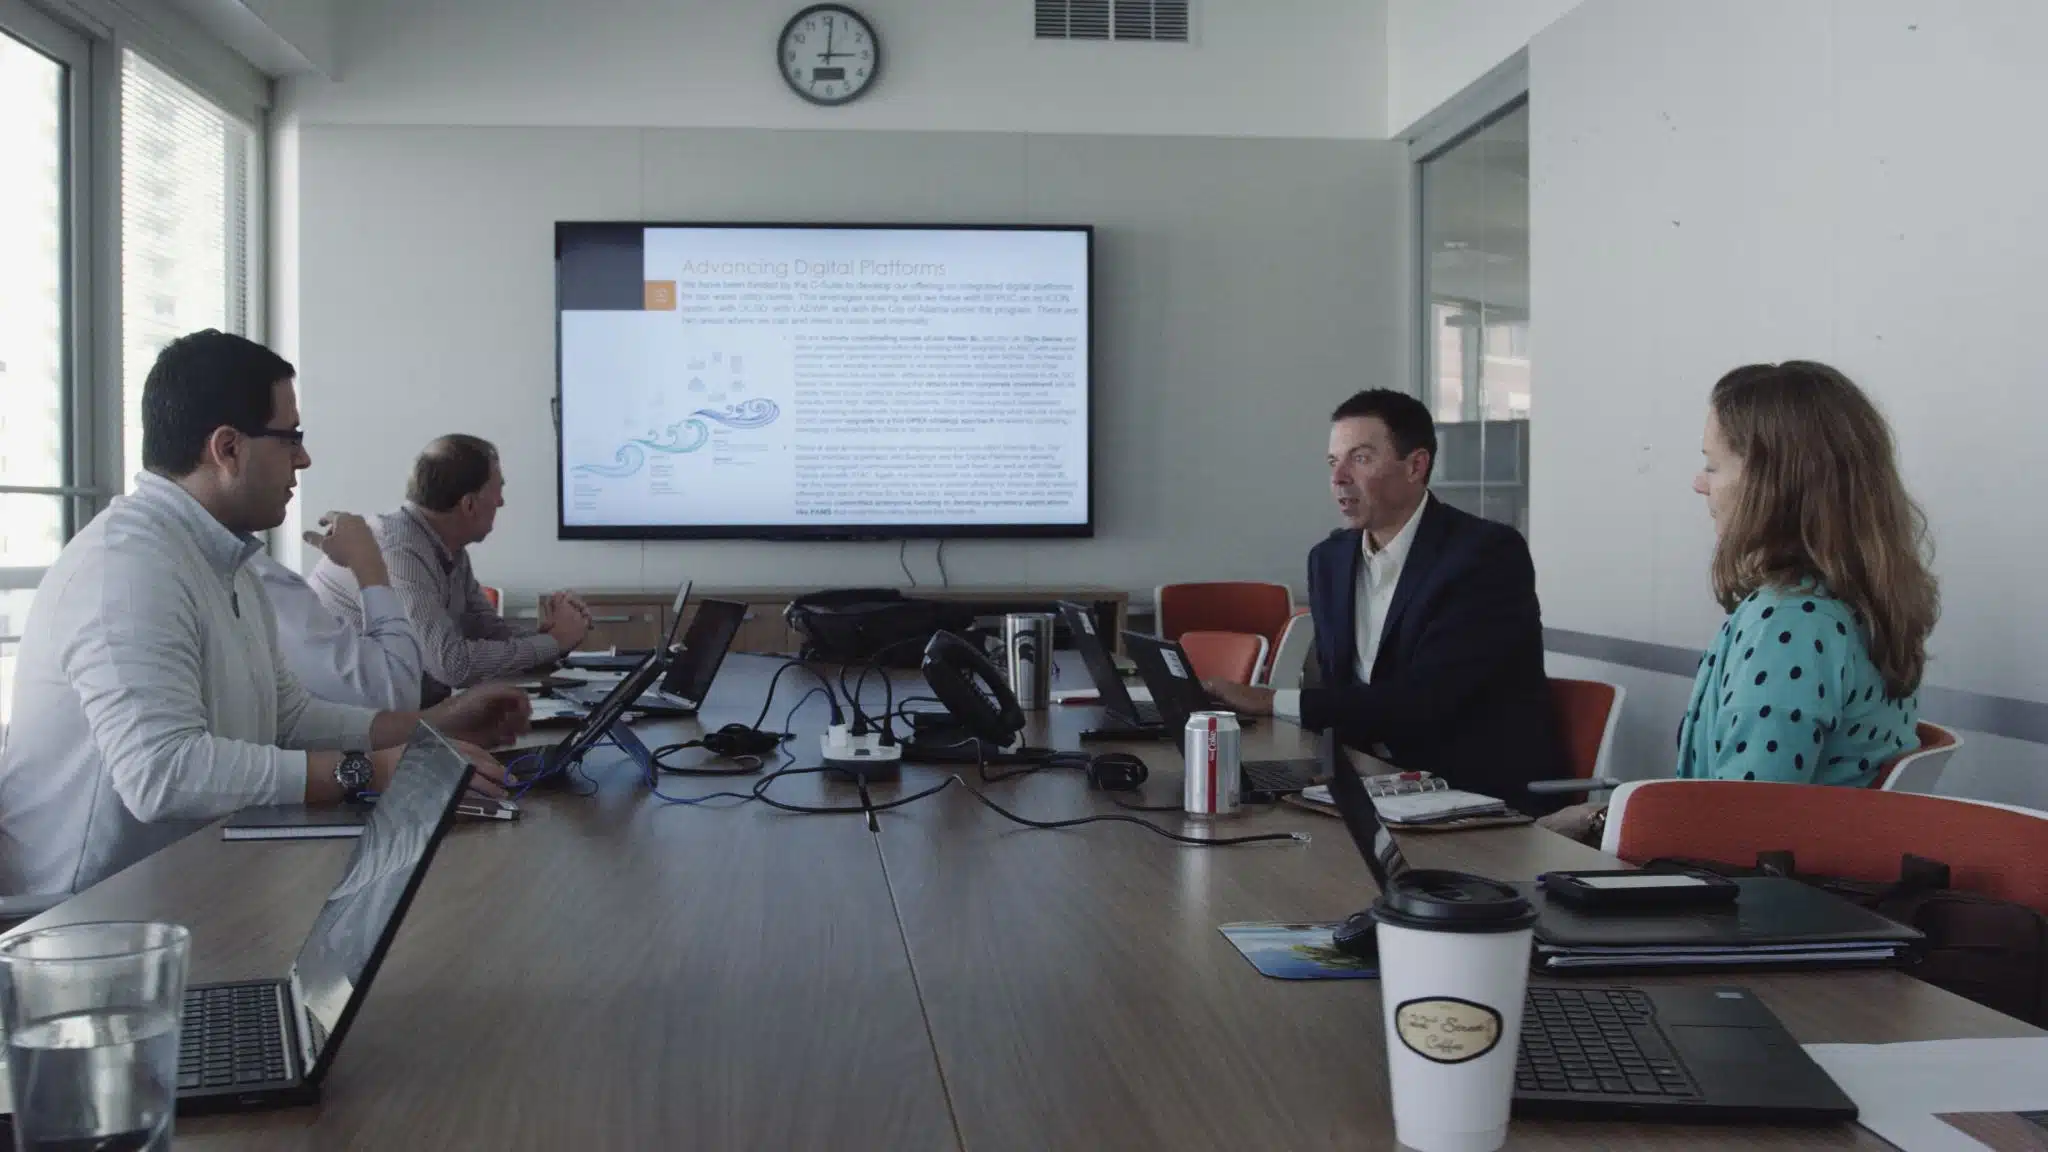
left=241, top=426, right=306, bottom=447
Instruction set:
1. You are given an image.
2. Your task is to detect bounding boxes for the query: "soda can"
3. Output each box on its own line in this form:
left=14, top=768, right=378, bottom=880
left=1183, top=711, right=1242, bottom=818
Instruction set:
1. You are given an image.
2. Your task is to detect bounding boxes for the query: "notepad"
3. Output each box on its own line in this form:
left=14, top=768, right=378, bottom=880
left=1298, top=783, right=1510, bottom=825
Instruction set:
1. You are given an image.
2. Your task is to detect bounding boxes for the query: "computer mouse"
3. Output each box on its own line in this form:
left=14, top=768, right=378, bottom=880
left=1331, top=910, right=1379, bottom=960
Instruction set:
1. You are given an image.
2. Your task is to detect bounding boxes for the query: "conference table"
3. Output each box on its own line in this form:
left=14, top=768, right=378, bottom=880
left=17, top=654, right=2040, bottom=1150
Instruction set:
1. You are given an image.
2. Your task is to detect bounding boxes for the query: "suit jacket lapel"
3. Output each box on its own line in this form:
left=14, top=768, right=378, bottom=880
left=1327, top=530, right=1364, bottom=684
left=1371, top=497, right=1445, bottom=681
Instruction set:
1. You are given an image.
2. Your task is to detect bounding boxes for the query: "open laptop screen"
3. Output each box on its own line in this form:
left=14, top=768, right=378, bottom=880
left=663, top=598, right=747, bottom=701
left=1320, top=728, right=1412, bottom=893
left=1057, top=601, right=1143, bottom=721
left=287, top=725, right=473, bottom=1078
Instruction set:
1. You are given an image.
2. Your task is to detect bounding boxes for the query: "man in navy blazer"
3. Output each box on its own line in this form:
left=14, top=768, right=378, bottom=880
left=1204, top=389, right=1566, bottom=806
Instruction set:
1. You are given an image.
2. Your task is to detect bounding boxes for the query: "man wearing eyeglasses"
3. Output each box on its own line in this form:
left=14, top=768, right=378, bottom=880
left=0, top=330, right=531, bottom=898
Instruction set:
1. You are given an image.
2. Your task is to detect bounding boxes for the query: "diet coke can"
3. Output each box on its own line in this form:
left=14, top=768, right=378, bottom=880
left=1183, top=711, right=1242, bottom=818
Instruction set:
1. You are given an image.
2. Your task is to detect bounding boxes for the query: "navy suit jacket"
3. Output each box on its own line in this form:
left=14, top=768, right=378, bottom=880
left=1299, top=497, right=1567, bottom=808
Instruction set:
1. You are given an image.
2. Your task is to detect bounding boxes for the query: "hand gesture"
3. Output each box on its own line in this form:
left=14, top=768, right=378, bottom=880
left=304, top=513, right=390, bottom=586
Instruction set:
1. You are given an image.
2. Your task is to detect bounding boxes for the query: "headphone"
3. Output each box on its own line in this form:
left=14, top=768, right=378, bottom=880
left=919, top=630, right=1025, bottom=746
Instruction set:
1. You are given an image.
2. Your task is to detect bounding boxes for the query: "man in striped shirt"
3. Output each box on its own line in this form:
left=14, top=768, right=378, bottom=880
left=310, top=435, right=591, bottom=704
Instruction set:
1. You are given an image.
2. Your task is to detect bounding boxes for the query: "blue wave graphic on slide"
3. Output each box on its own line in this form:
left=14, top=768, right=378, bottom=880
left=573, top=399, right=781, bottom=479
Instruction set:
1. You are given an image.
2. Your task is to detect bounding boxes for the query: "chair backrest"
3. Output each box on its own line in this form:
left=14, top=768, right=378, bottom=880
left=1549, top=678, right=1625, bottom=781
left=1177, top=631, right=1269, bottom=685
left=1602, top=779, right=2048, bottom=915
left=1154, top=582, right=1294, bottom=659
left=480, top=585, right=503, bottom=614
left=1872, top=720, right=1964, bottom=793
left=1259, top=610, right=1316, bottom=689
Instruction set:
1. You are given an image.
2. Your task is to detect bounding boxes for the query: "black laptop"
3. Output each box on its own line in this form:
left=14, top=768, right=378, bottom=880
left=564, top=598, right=745, bottom=718
left=561, top=580, right=692, bottom=673
left=506, top=648, right=669, bottom=788
left=1057, top=601, right=1164, bottom=736
left=0, top=725, right=475, bottom=1120
left=1122, top=631, right=1319, bottom=798
left=1319, top=730, right=1859, bottom=1125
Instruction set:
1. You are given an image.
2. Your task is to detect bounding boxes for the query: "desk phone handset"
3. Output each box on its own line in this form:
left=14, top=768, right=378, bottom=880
left=920, top=630, right=1026, bottom=747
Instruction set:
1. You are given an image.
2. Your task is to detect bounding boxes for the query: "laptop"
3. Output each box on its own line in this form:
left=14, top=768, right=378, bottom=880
left=1319, top=730, right=1860, bottom=1125
left=1057, top=601, right=1165, bottom=736
left=561, top=580, right=692, bottom=673
left=0, top=725, right=475, bottom=1120
left=562, top=598, right=746, bottom=718
left=1122, top=631, right=1319, bottom=798
left=504, top=647, right=669, bottom=788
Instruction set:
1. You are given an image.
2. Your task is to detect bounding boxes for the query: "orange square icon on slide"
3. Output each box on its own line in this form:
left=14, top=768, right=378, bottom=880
left=644, top=280, right=677, bottom=310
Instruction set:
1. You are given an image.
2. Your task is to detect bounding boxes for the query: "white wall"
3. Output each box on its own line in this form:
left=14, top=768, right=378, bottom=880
left=286, top=0, right=1388, bottom=139
left=1385, top=0, right=1579, bottom=137
left=272, top=0, right=1410, bottom=597
left=286, top=125, right=1407, bottom=598
left=1530, top=0, right=2048, bottom=808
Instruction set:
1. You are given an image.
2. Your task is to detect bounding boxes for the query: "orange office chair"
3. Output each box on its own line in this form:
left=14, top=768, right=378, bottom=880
left=1549, top=678, right=1626, bottom=782
left=1177, top=631, right=1269, bottom=685
left=480, top=585, right=503, bottom=614
left=1601, top=780, right=2048, bottom=915
left=1155, top=582, right=1293, bottom=676
left=1870, top=721, right=1964, bottom=794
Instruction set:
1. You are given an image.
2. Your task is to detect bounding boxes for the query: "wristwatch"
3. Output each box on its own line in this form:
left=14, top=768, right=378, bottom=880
left=335, top=751, right=376, bottom=804
left=1587, top=807, right=1609, bottom=844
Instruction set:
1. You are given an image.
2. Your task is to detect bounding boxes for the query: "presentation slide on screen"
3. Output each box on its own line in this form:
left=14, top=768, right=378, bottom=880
left=558, top=226, right=1090, bottom=532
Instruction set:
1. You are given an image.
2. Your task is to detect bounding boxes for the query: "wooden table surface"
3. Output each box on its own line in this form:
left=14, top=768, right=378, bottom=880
left=17, top=655, right=2039, bottom=1150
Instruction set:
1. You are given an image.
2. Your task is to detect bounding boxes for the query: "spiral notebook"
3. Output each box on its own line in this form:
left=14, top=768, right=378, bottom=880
left=1297, top=775, right=1513, bottom=826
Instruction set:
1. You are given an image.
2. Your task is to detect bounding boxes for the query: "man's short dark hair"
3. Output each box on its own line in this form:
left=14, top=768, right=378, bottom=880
left=1331, top=388, right=1437, bottom=481
left=408, top=435, right=500, bottom=512
left=140, top=330, right=296, bottom=476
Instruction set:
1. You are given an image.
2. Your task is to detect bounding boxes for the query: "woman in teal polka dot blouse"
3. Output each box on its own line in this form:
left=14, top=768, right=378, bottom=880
left=1678, top=361, right=1938, bottom=787
left=1544, top=361, right=1940, bottom=838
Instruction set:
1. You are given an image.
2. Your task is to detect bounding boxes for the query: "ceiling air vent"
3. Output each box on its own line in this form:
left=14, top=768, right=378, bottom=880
left=1036, top=0, right=1189, bottom=42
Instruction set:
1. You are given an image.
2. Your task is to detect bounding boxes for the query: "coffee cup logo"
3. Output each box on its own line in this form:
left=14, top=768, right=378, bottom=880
left=1395, top=997, right=1503, bottom=1064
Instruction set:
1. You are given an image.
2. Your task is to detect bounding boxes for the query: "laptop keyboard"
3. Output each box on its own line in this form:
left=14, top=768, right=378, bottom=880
left=1517, top=987, right=1701, bottom=1099
left=179, top=985, right=289, bottom=1091
left=1242, top=760, right=1314, bottom=794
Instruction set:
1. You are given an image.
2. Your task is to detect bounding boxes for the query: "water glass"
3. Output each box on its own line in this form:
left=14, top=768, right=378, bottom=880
left=0, top=922, right=190, bottom=1152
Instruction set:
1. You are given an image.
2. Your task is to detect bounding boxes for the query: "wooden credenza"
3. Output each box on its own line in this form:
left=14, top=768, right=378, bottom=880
left=519, top=586, right=1132, bottom=656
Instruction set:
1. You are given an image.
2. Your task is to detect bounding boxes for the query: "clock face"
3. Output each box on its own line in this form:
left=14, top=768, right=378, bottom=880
left=779, top=5, right=880, bottom=106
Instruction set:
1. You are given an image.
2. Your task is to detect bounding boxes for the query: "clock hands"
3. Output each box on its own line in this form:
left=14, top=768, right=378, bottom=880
left=817, top=15, right=852, bottom=62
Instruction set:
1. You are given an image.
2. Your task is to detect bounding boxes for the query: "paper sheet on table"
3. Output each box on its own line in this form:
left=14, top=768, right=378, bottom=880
left=553, top=668, right=627, bottom=684
left=1802, top=1038, right=2048, bottom=1152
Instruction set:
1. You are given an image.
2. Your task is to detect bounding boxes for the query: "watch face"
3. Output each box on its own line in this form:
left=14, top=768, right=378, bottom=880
left=779, top=5, right=878, bottom=106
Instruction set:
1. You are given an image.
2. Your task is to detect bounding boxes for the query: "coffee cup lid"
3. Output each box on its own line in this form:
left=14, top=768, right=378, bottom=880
left=1372, top=869, right=1537, bottom=933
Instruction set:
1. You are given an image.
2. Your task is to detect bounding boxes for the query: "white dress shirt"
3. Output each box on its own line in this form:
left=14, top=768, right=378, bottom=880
left=1275, top=498, right=1427, bottom=720
left=252, top=553, right=424, bottom=712
left=0, top=473, right=377, bottom=897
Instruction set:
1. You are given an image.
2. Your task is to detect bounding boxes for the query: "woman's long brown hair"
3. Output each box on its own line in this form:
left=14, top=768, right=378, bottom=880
left=1709, top=361, right=1939, bottom=699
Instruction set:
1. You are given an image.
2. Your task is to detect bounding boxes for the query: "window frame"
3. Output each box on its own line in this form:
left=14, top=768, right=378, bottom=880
left=1408, top=56, right=1531, bottom=533
left=0, top=0, right=101, bottom=594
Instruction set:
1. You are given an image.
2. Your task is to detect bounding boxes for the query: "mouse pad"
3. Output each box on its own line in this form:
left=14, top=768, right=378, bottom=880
left=1219, top=922, right=1378, bottom=980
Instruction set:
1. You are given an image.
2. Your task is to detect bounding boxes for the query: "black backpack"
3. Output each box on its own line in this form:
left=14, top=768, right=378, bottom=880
left=783, top=588, right=977, bottom=668
left=1649, top=850, right=2048, bottom=1026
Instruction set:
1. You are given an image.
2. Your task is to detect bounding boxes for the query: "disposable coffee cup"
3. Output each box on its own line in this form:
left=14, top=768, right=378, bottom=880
left=1373, top=870, right=1538, bottom=1152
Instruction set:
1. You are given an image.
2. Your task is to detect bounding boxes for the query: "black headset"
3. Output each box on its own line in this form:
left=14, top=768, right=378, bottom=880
left=920, top=630, right=1025, bottom=746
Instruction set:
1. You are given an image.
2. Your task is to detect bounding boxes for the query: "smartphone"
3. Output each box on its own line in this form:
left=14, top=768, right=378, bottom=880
left=1541, top=868, right=1737, bottom=910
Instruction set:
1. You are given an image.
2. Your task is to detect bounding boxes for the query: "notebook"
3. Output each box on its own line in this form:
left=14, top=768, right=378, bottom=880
left=222, top=805, right=368, bottom=841
left=1524, top=877, right=1922, bottom=973
left=1297, top=781, right=1511, bottom=825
